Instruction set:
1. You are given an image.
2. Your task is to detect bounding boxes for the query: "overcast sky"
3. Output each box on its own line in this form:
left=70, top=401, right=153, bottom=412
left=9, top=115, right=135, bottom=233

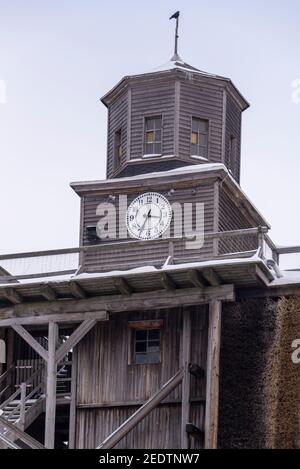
left=0, top=0, right=299, bottom=263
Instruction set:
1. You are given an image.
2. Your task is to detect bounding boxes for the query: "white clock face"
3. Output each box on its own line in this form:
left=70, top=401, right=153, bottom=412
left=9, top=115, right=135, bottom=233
left=126, top=192, right=172, bottom=240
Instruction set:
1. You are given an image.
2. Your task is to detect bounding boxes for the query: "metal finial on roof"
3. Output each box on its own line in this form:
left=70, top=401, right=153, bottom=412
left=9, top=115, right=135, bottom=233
left=169, top=11, right=181, bottom=61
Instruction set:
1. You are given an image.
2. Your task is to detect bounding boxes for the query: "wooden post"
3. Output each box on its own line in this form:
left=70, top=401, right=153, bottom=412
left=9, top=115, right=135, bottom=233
left=44, top=322, right=58, bottom=449
left=6, top=329, right=14, bottom=398
left=205, top=300, right=222, bottom=449
left=181, top=308, right=191, bottom=449
left=68, top=347, right=78, bottom=449
left=19, top=382, right=27, bottom=430
left=258, top=226, right=265, bottom=255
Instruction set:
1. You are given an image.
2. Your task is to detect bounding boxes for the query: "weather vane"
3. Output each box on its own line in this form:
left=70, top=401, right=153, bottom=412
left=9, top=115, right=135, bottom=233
left=169, top=11, right=180, bottom=60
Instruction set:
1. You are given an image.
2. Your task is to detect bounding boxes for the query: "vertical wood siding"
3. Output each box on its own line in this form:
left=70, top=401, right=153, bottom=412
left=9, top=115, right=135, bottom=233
left=107, top=91, right=128, bottom=178
left=105, top=71, right=243, bottom=181
left=130, top=77, right=176, bottom=160
left=75, top=307, right=208, bottom=449
left=224, top=94, right=242, bottom=183
left=218, top=186, right=258, bottom=254
left=81, top=183, right=215, bottom=272
left=179, top=78, right=224, bottom=163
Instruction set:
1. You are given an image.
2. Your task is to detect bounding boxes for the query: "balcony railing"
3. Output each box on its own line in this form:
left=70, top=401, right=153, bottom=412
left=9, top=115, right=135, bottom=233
left=0, top=227, right=296, bottom=284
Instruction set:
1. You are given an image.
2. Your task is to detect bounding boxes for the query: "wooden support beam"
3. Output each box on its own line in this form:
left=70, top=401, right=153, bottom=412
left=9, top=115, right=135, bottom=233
left=187, top=270, right=205, bottom=288
left=205, top=300, right=222, bottom=449
left=68, top=347, right=78, bottom=449
left=181, top=309, right=191, bottom=449
left=255, top=265, right=271, bottom=286
left=78, top=396, right=205, bottom=409
left=12, top=325, right=48, bottom=362
left=3, top=288, right=22, bottom=305
left=113, top=277, right=133, bottom=295
left=202, top=268, right=221, bottom=287
left=0, top=310, right=108, bottom=327
left=0, top=286, right=235, bottom=326
left=41, top=285, right=57, bottom=301
left=45, top=322, right=58, bottom=449
left=69, top=282, right=86, bottom=299
left=237, top=284, right=300, bottom=299
left=97, top=369, right=184, bottom=449
left=19, top=382, right=27, bottom=431
left=160, top=272, right=176, bottom=291
left=55, top=319, right=97, bottom=365
left=0, top=416, right=45, bottom=449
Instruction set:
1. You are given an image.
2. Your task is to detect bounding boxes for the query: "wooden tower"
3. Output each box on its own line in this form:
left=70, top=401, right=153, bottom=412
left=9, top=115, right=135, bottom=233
left=0, top=17, right=299, bottom=450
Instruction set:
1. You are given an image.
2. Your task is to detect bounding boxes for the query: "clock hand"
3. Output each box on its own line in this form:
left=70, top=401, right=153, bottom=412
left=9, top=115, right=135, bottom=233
left=139, top=212, right=149, bottom=234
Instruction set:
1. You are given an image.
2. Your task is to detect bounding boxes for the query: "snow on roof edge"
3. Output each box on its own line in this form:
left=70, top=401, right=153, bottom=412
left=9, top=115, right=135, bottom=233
left=0, top=252, right=269, bottom=287
left=70, top=162, right=270, bottom=228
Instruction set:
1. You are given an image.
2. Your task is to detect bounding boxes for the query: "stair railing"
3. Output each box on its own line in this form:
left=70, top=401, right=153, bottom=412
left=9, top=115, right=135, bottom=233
left=0, top=366, right=15, bottom=402
left=56, top=360, right=72, bottom=397
left=0, top=416, right=45, bottom=449
left=0, top=364, right=45, bottom=426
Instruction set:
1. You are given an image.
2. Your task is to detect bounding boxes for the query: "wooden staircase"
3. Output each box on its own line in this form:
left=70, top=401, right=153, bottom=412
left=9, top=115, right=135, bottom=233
left=0, top=416, right=45, bottom=449
left=0, top=361, right=71, bottom=448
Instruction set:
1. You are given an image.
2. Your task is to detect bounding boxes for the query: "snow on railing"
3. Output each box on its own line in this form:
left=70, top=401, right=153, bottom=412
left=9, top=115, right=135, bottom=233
left=0, top=227, right=273, bottom=283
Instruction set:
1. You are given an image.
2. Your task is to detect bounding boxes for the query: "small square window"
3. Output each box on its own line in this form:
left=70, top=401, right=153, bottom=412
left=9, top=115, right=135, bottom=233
left=128, top=321, right=163, bottom=365
left=134, top=328, right=160, bottom=364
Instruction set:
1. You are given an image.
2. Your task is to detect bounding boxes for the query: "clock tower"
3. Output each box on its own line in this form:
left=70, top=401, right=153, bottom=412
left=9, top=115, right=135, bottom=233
left=0, top=13, right=298, bottom=452
left=69, top=15, right=274, bottom=450
left=102, top=53, right=248, bottom=183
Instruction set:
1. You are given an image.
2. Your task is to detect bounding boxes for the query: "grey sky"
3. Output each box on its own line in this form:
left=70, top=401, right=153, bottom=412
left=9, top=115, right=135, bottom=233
left=0, top=0, right=299, bottom=261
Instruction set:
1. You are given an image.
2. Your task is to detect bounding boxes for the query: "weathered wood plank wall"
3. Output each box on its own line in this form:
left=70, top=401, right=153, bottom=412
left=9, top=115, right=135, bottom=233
left=82, top=183, right=215, bottom=272
left=75, top=306, right=208, bottom=449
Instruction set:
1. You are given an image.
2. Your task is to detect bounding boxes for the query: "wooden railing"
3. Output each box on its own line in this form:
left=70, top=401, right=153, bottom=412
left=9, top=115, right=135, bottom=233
left=0, top=416, right=45, bottom=449
left=0, top=227, right=273, bottom=283
left=0, top=226, right=298, bottom=282
left=0, top=366, right=14, bottom=402
left=0, top=359, right=72, bottom=434
left=0, top=365, right=45, bottom=428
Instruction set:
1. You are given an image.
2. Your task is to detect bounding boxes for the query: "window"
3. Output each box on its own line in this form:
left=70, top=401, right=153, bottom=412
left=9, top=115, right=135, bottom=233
left=135, top=329, right=160, bottom=364
left=114, top=128, right=122, bottom=165
left=128, top=320, right=163, bottom=364
left=191, top=118, right=209, bottom=158
left=144, top=116, right=162, bottom=155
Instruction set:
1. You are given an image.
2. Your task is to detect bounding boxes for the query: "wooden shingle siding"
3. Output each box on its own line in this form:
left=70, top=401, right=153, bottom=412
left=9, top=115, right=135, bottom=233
left=107, top=90, right=128, bottom=178
left=75, top=307, right=207, bottom=449
left=225, top=94, right=242, bottom=182
left=130, top=78, right=176, bottom=160
left=179, top=78, right=224, bottom=163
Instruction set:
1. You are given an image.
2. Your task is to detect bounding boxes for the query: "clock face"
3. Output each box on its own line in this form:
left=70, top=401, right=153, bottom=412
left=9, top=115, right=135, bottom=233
left=126, top=192, right=172, bottom=240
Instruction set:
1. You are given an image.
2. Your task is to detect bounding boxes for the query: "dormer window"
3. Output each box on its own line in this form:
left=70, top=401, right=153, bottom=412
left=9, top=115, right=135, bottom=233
left=191, top=118, right=209, bottom=159
left=144, top=116, right=162, bottom=156
left=114, top=128, right=122, bottom=165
